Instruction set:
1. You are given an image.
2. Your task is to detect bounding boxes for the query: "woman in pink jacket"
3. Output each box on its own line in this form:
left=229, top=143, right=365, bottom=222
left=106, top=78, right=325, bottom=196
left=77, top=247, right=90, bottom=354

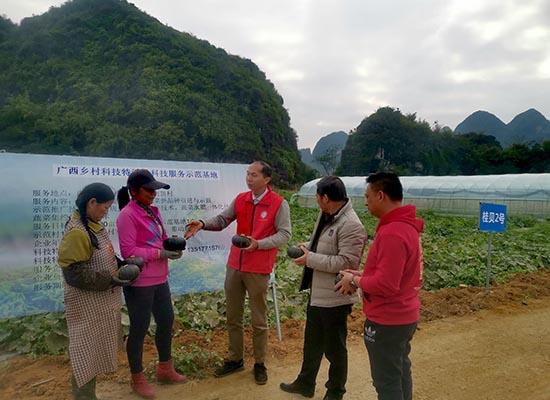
left=116, top=169, right=186, bottom=399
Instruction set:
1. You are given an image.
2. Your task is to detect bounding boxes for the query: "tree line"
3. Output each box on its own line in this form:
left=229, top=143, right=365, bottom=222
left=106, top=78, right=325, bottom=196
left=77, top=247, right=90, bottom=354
left=338, top=107, right=550, bottom=176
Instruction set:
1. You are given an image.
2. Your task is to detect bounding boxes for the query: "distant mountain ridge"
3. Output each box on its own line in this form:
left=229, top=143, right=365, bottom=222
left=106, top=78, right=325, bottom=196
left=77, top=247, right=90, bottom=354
left=300, top=131, right=348, bottom=174
left=299, top=148, right=313, bottom=164
left=312, top=131, right=348, bottom=159
left=455, top=108, right=550, bottom=146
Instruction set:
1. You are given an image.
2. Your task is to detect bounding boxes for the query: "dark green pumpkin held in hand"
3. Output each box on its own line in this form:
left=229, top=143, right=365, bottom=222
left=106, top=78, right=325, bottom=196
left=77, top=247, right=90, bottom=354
left=287, top=245, right=305, bottom=259
left=118, top=264, right=141, bottom=281
left=232, top=235, right=251, bottom=248
left=163, top=236, right=187, bottom=251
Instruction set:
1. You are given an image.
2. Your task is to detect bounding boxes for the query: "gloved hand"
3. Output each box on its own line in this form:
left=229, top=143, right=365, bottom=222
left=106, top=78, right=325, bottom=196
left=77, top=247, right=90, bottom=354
left=111, top=276, right=132, bottom=287
left=124, top=256, right=144, bottom=269
left=159, top=249, right=183, bottom=260
left=116, top=255, right=145, bottom=269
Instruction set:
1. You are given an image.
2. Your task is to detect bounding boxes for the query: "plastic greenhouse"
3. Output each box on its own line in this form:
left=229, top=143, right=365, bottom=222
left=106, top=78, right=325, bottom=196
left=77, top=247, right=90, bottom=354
left=291, top=174, right=550, bottom=217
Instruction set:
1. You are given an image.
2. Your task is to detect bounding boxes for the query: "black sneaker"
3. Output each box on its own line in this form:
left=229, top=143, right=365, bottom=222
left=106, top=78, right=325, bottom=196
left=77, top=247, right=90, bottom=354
left=214, top=359, right=244, bottom=377
left=279, top=381, right=315, bottom=398
left=253, top=363, right=268, bottom=385
left=323, top=393, right=343, bottom=400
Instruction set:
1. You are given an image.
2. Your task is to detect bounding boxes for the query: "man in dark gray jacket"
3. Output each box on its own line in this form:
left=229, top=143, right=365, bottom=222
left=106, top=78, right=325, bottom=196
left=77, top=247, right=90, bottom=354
left=280, top=176, right=366, bottom=400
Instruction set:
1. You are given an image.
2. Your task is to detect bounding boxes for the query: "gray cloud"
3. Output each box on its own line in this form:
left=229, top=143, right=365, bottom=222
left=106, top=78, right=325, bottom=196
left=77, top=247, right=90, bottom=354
left=3, top=0, right=549, bottom=148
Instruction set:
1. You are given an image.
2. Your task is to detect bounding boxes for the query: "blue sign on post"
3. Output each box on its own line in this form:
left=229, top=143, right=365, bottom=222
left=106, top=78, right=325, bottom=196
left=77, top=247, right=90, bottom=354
left=479, top=203, right=507, bottom=233
left=479, top=202, right=507, bottom=289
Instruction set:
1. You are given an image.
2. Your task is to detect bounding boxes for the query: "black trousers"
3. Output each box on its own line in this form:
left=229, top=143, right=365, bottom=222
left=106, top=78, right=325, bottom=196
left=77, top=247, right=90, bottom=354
left=296, top=303, right=352, bottom=397
left=123, top=282, right=174, bottom=373
left=364, top=319, right=417, bottom=400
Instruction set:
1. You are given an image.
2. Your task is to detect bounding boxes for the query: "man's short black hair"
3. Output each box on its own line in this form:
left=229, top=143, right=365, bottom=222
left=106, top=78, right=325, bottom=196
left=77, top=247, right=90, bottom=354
left=253, top=161, right=272, bottom=178
left=316, top=176, right=347, bottom=201
left=366, top=172, right=403, bottom=201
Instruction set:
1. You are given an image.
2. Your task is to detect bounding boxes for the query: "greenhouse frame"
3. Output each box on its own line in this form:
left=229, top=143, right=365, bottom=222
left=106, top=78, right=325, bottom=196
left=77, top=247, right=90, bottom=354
left=292, top=174, right=550, bottom=217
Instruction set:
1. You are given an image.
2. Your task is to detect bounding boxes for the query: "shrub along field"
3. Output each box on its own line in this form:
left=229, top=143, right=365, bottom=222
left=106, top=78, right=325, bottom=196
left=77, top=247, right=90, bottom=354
left=1, top=198, right=549, bottom=377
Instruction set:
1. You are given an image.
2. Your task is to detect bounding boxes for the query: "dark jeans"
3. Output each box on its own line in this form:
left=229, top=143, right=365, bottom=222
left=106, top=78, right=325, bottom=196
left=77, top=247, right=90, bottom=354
left=123, top=282, right=174, bottom=373
left=296, top=303, right=352, bottom=398
left=364, top=319, right=417, bottom=400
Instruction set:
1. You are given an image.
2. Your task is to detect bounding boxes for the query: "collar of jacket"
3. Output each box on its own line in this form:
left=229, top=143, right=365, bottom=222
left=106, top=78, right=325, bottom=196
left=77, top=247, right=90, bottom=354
left=322, top=198, right=351, bottom=222
left=244, top=187, right=273, bottom=205
left=376, top=204, right=424, bottom=233
left=130, top=199, right=160, bottom=219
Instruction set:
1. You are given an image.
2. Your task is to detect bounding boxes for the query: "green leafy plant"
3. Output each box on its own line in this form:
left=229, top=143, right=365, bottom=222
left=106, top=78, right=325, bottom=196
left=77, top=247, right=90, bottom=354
left=174, top=291, right=226, bottom=331
left=171, top=343, right=223, bottom=378
left=0, top=312, right=67, bottom=355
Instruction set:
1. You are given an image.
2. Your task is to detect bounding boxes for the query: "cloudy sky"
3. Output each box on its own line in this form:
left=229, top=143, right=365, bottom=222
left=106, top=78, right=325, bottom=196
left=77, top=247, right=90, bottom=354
left=3, top=0, right=550, bottom=149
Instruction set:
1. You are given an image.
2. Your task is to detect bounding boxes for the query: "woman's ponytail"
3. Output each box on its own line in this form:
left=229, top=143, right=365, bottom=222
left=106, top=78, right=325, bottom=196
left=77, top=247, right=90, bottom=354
left=117, top=186, right=131, bottom=210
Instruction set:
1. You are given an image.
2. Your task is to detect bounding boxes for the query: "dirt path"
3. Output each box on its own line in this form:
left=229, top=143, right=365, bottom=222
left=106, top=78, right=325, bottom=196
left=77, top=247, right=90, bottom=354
left=102, top=296, right=549, bottom=400
left=412, top=299, right=550, bottom=400
left=2, top=271, right=550, bottom=400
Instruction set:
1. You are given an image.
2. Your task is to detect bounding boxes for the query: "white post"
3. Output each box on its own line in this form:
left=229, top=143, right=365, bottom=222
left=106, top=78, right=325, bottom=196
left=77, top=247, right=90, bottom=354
left=270, top=273, right=282, bottom=341
left=485, top=232, right=493, bottom=290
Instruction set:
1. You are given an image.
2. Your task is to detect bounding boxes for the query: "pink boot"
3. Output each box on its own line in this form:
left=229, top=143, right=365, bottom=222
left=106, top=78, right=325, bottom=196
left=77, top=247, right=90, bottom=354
left=156, top=359, right=187, bottom=384
left=131, top=372, right=155, bottom=399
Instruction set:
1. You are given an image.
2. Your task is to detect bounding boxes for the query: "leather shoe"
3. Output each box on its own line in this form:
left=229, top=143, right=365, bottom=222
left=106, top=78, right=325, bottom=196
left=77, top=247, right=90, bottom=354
left=214, top=359, right=244, bottom=377
left=253, top=363, right=268, bottom=385
left=279, top=381, right=315, bottom=398
left=323, top=392, right=343, bottom=400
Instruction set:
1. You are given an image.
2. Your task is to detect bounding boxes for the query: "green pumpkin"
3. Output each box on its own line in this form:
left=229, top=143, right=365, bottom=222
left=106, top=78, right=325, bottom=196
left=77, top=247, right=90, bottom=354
left=163, top=236, right=187, bottom=251
left=287, top=245, right=305, bottom=259
left=232, top=235, right=251, bottom=248
left=118, top=264, right=140, bottom=281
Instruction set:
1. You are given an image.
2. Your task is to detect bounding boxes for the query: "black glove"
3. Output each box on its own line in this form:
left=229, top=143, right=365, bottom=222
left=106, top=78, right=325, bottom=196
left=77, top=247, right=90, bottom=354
left=159, top=249, right=183, bottom=260
left=124, top=256, right=144, bottom=269
left=111, top=276, right=132, bottom=287
left=116, top=256, right=145, bottom=269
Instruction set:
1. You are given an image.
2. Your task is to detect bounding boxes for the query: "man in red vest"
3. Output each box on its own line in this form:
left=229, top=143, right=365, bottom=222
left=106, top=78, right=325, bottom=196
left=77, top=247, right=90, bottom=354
left=185, top=161, right=291, bottom=385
